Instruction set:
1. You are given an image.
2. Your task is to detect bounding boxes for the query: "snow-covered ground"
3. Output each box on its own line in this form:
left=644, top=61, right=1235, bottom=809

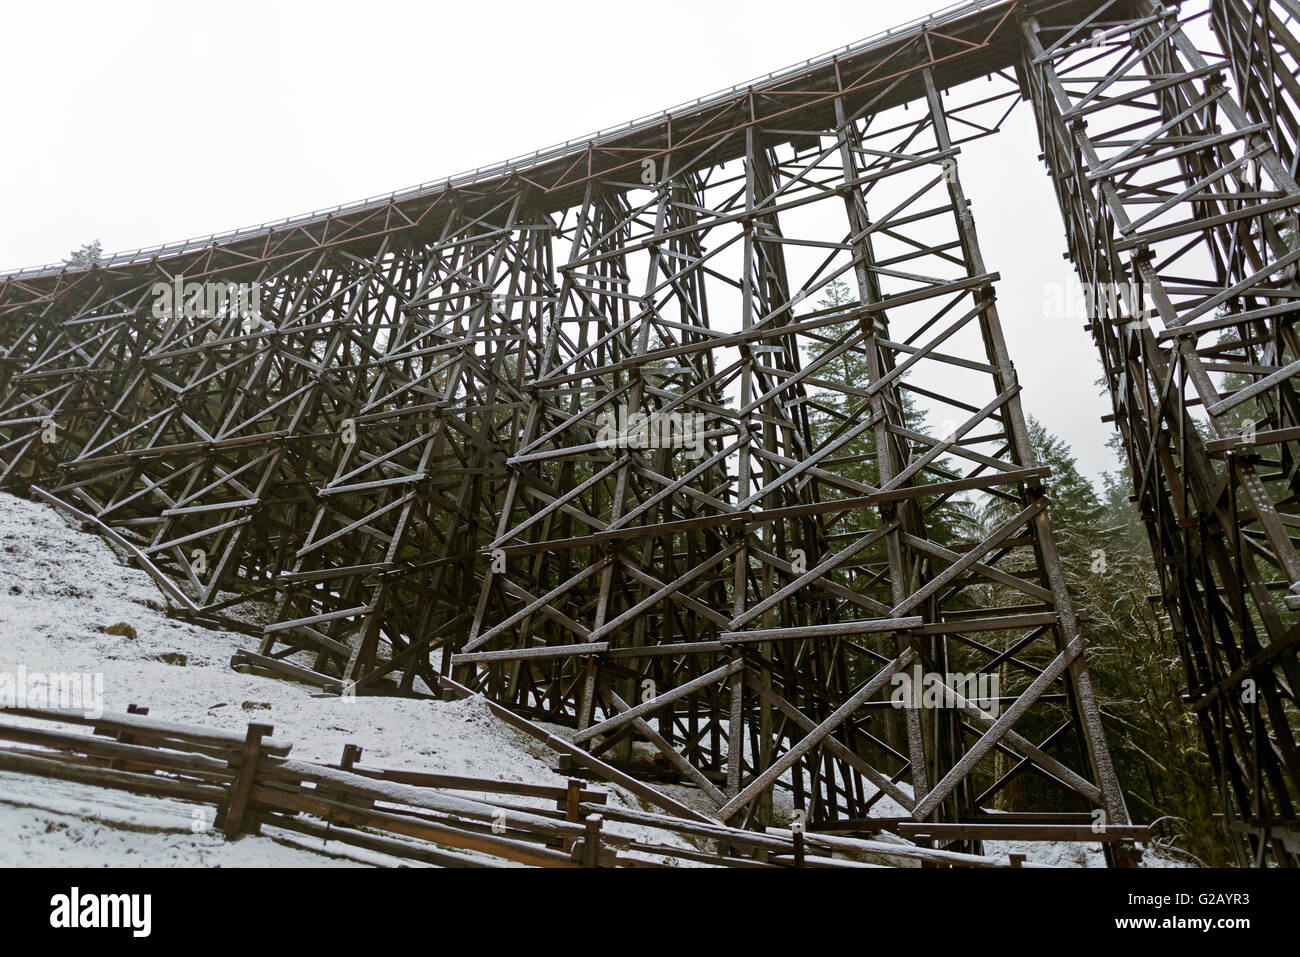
left=0, top=491, right=708, bottom=866
left=0, top=491, right=1182, bottom=867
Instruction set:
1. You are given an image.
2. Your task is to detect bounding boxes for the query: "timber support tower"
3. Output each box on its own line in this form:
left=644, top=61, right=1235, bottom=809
left=1, top=0, right=1296, bottom=866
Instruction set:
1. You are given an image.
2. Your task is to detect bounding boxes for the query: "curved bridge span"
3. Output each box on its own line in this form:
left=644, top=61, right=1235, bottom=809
left=2, top=0, right=1296, bottom=866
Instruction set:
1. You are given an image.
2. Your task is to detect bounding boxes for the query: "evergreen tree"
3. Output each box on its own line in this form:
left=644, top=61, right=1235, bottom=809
left=1031, top=422, right=1227, bottom=863
left=65, top=240, right=103, bottom=269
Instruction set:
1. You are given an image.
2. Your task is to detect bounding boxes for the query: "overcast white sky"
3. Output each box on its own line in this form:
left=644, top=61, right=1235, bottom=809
left=0, top=0, right=1119, bottom=483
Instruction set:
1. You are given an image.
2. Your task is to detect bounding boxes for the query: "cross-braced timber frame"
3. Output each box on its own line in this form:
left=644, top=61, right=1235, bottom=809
left=1022, top=0, right=1300, bottom=866
left=0, top=0, right=1297, bottom=866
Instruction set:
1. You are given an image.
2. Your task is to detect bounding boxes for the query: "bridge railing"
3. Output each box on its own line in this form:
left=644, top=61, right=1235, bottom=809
left=0, top=0, right=1006, bottom=280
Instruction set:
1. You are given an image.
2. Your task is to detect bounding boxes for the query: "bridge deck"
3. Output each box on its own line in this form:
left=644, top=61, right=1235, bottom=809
left=0, top=0, right=1117, bottom=299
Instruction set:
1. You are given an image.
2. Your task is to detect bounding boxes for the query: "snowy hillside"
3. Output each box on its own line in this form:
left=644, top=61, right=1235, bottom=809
left=0, top=491, right=711, bottom=866
left=0, top=491, right=1179, bottom=867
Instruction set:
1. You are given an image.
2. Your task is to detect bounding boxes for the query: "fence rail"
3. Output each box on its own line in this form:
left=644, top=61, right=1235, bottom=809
left=0, top=704, right=1055, bottom=868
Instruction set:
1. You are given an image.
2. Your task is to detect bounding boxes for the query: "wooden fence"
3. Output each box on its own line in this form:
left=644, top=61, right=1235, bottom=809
left=0, top=704, right=1059, bottom=868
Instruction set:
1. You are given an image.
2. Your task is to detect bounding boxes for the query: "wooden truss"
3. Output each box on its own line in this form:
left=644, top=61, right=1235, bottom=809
left=448, top=67, right=1130, bottom=843
left=1023, top=0, right=1300, bottom=865
left=3, top=0, right=1294, bottom=864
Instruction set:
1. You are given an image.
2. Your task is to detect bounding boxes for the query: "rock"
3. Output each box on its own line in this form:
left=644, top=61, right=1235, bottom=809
left=101, top=622, right=137, bottom=639
left=154, top=652, right=187, bottom=666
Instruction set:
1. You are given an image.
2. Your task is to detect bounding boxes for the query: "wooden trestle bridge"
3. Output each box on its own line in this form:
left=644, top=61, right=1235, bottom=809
left=1, top=0, right=1297, bottom=866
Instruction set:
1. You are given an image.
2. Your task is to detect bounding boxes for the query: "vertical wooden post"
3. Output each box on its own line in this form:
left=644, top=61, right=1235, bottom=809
left=582, top=813, right=603, bottom=867
left=564, top=778, right=582, bottom=821
left=340, top=743, right=362, bottom=772
left=105, top=703, right=148, bottom=771
left=563, top=777, right=582, bottom=852
left=222, top=723, right=272, bottom=838
left=322, top=742, right=365, bottom=819
left=793, top=827, right=805, bottom=868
